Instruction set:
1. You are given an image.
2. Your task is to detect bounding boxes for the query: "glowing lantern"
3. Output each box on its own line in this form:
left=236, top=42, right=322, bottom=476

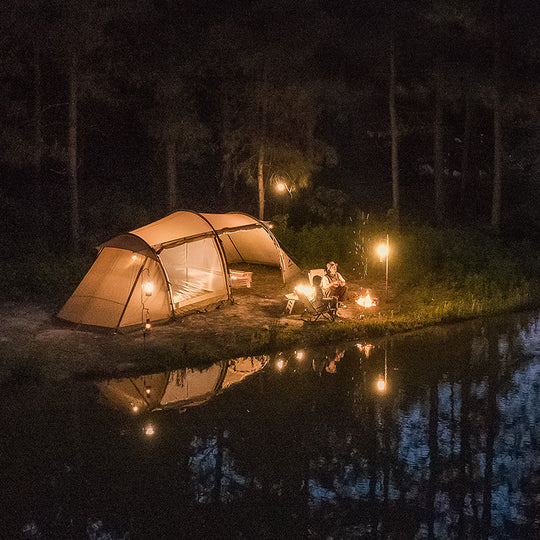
left=276, top=359, right=285, bottom=370
left=143, top=281, right=153, bottom=296
left=377, top=243, right=389, bottom=262
left=144, top=424, right=155, bottom=437
left=376, top=378, right=386, bottom=392
left=275, top=181, right=292, bottom=197
left=295, top=350, right=305, bottom=360
left=144, top=318, right=152, bottom=333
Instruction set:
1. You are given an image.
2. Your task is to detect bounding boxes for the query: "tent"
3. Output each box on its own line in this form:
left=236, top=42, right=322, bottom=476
left=98, top=356, right=269, bottom=413
left=58, top=211, right=300, bottom=330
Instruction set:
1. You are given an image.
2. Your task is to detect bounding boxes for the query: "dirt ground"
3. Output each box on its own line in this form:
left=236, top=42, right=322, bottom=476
left=0, top=266, right=382, bottom=382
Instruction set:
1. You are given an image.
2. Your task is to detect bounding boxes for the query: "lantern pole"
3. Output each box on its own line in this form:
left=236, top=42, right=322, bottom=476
left=385, top=234, right=389, bottom=296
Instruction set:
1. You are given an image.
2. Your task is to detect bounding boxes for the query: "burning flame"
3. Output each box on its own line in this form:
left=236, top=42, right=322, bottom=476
left=356, top=290, right=376, bottom=308
left=294, top=284, right=314, bottom=298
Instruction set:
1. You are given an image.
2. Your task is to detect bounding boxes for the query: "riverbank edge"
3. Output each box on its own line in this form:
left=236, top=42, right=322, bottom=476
left=2, top=287, right=539, bottom=385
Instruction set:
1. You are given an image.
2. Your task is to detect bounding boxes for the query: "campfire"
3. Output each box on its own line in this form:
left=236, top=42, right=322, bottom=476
left=356, top=289, right=376, bottom=308
left=294, top=284, right=314, bottom=299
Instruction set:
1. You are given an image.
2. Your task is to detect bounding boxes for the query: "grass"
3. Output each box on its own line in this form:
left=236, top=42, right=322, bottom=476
left=1, top=220, right=539, bottom=382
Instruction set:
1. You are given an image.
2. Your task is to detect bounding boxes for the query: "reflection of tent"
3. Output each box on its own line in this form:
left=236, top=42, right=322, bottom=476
left=98, top=356, right=269, bottom=414
left=58, top=212, right=300, bottom=329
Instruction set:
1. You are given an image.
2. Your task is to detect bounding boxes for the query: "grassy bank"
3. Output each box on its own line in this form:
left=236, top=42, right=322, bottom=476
left=270, top=220, right=540, bottom=335
left=1, top=221, right=540, bottom=382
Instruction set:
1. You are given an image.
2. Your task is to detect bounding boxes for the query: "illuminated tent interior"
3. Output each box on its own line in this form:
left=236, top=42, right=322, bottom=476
left=98, top=356, right=269, bottom=413
left=58, top=211, right=300, bottom=330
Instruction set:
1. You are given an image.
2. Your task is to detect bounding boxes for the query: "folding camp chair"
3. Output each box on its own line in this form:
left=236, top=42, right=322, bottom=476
left=296, top=290, right=336, bottom=322
left=308, top=269, right=325, bottom=286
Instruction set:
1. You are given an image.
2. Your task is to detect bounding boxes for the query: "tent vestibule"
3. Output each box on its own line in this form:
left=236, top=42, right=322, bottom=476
left=58, top=211, right=300, bottom=330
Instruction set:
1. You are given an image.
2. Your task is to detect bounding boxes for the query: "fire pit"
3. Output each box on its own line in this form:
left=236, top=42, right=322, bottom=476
left=356, top=289, right=376, bottom=309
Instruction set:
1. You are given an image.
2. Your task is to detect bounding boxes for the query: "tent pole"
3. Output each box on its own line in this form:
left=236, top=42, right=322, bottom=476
left=115, top=257, right=148, bottom=332
left=155, top=253, right=176, bottom=320
left=196, top=214, right=233, bottom=303
left=226, top=235, right=245, bottom=263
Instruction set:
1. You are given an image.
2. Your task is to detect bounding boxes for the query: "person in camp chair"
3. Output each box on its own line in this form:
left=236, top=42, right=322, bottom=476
left=312, top=275, right=338, bottom=314
left=321, top=261, right=348, bottom=307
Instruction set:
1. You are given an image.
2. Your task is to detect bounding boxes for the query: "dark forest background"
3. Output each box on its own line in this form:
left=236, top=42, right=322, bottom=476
left=1, top=0, right=539, bottom=255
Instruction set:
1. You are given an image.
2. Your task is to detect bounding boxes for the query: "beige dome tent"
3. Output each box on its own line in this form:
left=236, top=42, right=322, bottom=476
left=58, top=211, right=300, bottom=330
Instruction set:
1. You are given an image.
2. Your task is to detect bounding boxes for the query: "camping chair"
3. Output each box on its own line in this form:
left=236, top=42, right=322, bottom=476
left=308, top=269, right=325, bottom=286
left=296, top=290, right=336, bottom=322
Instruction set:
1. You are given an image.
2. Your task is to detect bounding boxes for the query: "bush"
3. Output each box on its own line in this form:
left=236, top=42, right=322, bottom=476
left=274, top=220, right=540, bottom=299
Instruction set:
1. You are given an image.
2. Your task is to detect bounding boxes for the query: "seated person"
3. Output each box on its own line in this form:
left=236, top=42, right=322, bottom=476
left=312, top=274, right=338, bottom=313
left=321, top=261, right=348, bottom=307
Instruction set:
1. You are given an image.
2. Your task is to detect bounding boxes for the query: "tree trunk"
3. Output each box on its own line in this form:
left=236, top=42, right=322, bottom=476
left=166, top=136, right=178, bottom=212
left=32, top=40, right=43, bottom=214
left=68, top=51, right=80, bottom=252
left=220, top=96, right=233, bottom=208
left=460, top=92, right=473, bottom=215
left=389, top=25, right=400, bottom=223
left=491, top=0, right=503, bottom=232
left=258, top=68, right=268, bottom=221
left=257, top=144, right=265, bottom=220
left=434, top=75, right=445, bottom=226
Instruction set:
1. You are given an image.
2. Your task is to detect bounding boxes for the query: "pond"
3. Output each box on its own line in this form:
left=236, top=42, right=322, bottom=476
left=1, top=312, right=539, bottom=539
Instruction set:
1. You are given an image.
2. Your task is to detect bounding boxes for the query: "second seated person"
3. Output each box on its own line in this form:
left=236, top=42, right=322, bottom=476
left=321, top=261, right=348, bottom=307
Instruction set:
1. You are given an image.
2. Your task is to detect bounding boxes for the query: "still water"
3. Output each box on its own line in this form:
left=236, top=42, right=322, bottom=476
left=1, top=313, right=539, bottom=539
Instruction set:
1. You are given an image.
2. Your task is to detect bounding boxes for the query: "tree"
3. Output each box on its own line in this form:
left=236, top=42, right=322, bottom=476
left=490, top=0, right=503, bottom=232
left=48, top=1, right=116, bottom=251
left=388, top=13, right=400, bottom=223
left=206, top=0, right=335, bottom=219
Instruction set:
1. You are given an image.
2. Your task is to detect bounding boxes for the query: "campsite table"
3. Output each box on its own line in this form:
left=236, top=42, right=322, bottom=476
left=229, top=270, right=253, bottom=288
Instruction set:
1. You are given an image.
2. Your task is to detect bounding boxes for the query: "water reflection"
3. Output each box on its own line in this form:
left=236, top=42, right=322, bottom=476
left=1, top=313, right=539, bottom=539
left=98, top=356, right=268, bottom=415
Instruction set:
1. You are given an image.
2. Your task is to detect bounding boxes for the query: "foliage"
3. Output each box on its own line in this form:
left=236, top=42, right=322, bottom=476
left=274, top=220, right=540, bottom=299
left=0, top=251, right=93, bottom=304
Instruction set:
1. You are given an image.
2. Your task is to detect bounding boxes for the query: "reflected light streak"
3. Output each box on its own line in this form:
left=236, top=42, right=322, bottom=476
left=356, top=343, right=374, bottom=357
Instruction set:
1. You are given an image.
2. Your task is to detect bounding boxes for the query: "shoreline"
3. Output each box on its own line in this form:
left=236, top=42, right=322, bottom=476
left=2, top=268, right=539, bottom=384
